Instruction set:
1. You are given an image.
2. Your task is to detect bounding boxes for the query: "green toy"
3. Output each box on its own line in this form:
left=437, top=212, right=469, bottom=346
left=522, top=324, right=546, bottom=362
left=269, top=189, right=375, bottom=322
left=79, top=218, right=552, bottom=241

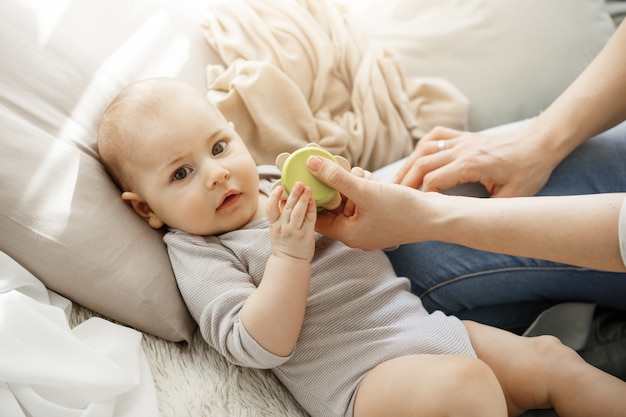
left=275, top=143, right=350, bottom=210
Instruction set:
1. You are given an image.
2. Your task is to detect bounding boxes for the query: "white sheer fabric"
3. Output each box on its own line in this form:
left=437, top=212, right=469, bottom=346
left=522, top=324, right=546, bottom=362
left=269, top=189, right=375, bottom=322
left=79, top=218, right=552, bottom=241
left=0, top=252, right=160, bottom=417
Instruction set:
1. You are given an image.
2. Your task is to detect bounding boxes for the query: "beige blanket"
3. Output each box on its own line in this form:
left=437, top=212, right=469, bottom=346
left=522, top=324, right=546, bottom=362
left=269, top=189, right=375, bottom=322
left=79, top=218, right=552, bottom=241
left=202, top=0, right=469, bottom=171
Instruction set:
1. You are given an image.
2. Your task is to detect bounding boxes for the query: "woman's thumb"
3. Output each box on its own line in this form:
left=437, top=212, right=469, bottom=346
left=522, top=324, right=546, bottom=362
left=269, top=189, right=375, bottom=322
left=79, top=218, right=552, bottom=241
left=307, top=156, right=355, bottom=195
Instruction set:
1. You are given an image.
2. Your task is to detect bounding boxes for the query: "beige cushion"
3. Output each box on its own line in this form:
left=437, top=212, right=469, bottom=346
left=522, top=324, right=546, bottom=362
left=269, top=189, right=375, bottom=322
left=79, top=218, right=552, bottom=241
left=0, top=0, right=223, bottom=342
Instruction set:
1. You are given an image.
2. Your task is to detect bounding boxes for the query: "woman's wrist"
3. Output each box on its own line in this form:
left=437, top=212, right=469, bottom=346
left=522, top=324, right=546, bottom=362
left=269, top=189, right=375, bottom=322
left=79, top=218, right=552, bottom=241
left=517, top=121, right=578, bottom=175
left=410, top=192, right=470, bottom=244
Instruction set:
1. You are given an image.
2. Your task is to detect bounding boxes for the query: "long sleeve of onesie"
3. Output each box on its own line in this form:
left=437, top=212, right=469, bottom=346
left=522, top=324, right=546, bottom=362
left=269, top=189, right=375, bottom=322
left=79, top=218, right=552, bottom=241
left=166, top=230, right=291, bottom=369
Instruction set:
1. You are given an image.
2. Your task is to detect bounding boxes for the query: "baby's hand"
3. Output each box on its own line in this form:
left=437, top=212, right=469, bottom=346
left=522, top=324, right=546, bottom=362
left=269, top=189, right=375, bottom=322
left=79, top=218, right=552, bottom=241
left=267, top=181, right=317, bottom=261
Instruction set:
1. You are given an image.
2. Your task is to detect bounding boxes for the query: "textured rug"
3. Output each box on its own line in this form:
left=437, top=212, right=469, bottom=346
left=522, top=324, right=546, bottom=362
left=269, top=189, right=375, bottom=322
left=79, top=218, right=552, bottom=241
left=73, top=302, right=625, bottom=417
left=70, top=304, right=307, bottom=417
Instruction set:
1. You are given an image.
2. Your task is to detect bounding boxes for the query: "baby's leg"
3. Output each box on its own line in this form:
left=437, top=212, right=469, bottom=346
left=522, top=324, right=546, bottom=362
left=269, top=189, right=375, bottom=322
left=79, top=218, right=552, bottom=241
left=353, top=354, right=507, bottom=417
left=464, top=320, right=626, bottom=417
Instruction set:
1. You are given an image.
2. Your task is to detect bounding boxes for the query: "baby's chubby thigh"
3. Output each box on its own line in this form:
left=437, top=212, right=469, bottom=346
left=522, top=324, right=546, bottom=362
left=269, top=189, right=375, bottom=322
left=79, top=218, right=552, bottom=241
left=352, top=354, right=507, bottom=417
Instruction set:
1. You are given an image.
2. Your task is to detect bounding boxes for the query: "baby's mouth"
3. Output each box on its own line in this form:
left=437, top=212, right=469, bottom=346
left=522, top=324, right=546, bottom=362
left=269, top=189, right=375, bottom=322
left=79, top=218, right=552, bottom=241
left=218, top=192, right=241, bottom=211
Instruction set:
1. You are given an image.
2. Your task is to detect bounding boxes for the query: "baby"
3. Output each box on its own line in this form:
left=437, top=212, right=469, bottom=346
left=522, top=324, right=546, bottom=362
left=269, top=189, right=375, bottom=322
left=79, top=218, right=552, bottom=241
left=97, top=77, right=626, bottom=417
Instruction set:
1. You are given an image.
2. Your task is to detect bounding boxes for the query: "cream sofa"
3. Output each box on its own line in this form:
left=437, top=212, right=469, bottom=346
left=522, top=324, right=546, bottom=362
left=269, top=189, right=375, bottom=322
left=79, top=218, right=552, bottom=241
left=1, top=1, right=622, bottom=416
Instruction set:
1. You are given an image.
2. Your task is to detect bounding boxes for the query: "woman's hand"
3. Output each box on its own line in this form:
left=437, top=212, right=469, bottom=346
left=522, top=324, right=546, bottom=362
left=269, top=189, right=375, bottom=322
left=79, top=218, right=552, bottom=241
left=394, top=126, right=558, bottom=197
left=308, top=156, right=426, bottom=250
left=267, top=182, right=317, bottom=261
left=341, top=166, right=376, bottom=217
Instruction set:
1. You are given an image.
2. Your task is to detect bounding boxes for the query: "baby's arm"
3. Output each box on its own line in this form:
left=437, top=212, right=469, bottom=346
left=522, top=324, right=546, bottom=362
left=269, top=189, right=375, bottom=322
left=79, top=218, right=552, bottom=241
left=240, top=181, right=316, bottom=357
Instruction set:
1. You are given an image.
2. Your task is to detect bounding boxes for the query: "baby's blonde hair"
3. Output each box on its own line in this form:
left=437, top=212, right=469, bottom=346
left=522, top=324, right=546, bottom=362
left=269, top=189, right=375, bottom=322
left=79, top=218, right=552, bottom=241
left=96, top=78, right=177, bottom=191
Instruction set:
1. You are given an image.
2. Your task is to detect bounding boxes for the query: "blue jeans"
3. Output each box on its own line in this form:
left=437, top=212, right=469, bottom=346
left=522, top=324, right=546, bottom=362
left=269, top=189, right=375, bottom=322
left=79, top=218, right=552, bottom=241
left=386, top=122, right=626, bottom=333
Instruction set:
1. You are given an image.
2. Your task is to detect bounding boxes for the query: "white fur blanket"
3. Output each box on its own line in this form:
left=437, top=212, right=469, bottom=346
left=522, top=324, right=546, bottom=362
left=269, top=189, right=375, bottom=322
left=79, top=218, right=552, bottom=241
left=70, top=305, right=307, bottom=417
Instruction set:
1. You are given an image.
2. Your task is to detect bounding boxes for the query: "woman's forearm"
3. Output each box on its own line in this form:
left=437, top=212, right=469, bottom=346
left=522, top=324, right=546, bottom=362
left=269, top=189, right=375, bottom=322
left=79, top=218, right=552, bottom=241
left=528, top=21, right=626, bottom=166
left=427, top=193, right=626, bottom=272
left=309, top=156, right=626, bottom=272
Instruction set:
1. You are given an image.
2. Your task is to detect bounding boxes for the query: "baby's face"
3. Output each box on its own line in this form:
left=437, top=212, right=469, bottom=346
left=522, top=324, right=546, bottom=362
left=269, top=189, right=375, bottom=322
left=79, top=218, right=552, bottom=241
left=126, top=92, right=261, bottom=235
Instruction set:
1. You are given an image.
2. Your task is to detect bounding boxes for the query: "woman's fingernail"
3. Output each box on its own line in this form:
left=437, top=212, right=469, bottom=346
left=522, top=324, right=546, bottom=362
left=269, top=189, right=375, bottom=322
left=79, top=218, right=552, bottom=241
left=307, top=156, right=322, bottom=171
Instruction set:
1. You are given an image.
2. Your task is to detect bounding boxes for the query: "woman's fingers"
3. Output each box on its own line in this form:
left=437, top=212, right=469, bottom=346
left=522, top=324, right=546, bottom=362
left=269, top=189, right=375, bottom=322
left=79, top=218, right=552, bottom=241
left=394, top=126, right=463, bottom=187
left=343, top=167, right=369, bottom=216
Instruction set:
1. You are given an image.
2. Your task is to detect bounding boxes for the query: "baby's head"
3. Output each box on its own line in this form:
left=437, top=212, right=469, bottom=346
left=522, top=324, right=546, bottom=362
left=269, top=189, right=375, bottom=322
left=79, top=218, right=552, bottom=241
left=97, top=78, right=162, bottom=192
left=97, top=77, right=261, bottom=235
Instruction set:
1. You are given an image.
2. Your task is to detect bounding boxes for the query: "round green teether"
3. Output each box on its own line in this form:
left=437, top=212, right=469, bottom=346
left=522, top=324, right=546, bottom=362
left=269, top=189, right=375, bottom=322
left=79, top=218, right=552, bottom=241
left=280, top=146, right=338, bottom=207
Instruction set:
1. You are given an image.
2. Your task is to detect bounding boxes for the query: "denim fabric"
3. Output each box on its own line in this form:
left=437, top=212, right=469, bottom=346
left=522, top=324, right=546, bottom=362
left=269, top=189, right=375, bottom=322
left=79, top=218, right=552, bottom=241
left=386, top=122, right=626, bottom=333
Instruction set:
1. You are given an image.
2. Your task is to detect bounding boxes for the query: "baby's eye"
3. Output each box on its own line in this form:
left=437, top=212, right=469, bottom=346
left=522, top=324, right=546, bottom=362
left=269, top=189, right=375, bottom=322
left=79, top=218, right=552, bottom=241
left=212, top=140, right=227, bottom=156
left=172, top=166, right=192, bottom=182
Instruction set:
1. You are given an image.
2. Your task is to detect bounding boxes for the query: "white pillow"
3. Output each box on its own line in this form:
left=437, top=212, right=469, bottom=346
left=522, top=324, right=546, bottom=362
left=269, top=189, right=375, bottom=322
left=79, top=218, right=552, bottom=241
left=341, top=0, right=615, bottom=130
left=0, top=0, right=221, bottom=342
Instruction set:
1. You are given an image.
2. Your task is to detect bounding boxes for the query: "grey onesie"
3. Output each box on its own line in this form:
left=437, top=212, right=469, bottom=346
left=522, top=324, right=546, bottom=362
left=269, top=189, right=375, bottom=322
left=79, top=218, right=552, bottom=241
left=164, top=166, right=475, bottom=417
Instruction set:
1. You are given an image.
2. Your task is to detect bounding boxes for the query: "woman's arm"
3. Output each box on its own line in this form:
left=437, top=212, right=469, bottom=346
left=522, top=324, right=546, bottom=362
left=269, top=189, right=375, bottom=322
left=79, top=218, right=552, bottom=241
left=528, top=19, right=626, bottom=164
left=422, top=192, right=626, bottom=272
left=309, top=156, right=626, bottom=272
left=395, top=21, right=626, bottom=197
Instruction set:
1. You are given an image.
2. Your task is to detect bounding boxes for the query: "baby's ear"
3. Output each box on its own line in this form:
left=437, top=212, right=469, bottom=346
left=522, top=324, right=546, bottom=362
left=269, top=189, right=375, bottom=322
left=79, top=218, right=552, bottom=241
left=121, top=191, right=164, bottom=229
